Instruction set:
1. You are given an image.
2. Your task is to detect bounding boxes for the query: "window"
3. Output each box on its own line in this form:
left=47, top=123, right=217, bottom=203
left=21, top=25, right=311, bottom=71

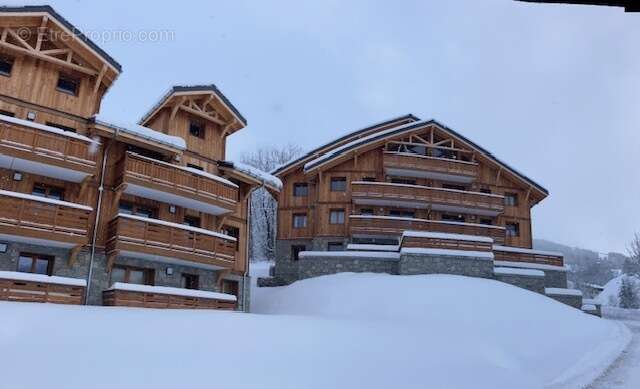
left=442, top=184, right=467, bottom=191
left=361, top=176, right=376, bottom=182
left=329, top=209, right=345, bottom=224
left=442, top=213, right=465, bottom=222
left=32, top=183, right=64, bottom=201
left=46, top=122, right=76, bottom=133
left=293, top=183, right=309, bottom=197
left=479, top=218, right=493, bottom=225
left=330, top=177, right=347, bottom=192
left=56, top=73, right=79, bottom=96
left=506, top=222, right=520, bottom=237
left=110, top=265, right=154, bottom=285
left=389, top=209, right=415, bottom=218
left=360, top=208, right=374, bottom=216
left=221, top=279, right=239, bottom=297
left=181, top=274, right=199, bottom=290
left=479, top=188, right=492, bottom=194
left=189, top=121, right=205, bottom=138
left=0, top=109, right=14, bottom=117
left=504, top=193, right=519, bottom=206
left=183, top=215, right=201, bottom=228
left=223, top=225, right=240, bottom=250
left=0, top=56, right=13, bottom=77
left=17, top=253, right=54, bottom=275
left=292, top=213, right=307, bottom=228
left=186, top=163, right=204, bottom=171
left=327, top=242, right=343, bottom=251
left=291, top=245, right=306, bottom=261
left=118, top=201, right=156, bottom=219
left=391, top=178, right=416, bottom=185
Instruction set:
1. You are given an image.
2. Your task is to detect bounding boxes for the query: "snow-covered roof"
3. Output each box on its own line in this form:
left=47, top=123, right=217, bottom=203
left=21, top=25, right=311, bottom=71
left=0, top=114, right=97, bottom=143
left=299, top=251, right=400, bottom=260
left=346, top=244, right=400, bottom=252
left=493, top=267, right=545, bottom=277
left=351, top=181, right=505, bottom=199
left=95, top=116, right=187, bottom=150
left=108, top=282, right=237, bottom=302
left=222, top=160, right=283, bottom=190
left=0, top=271, right=86, bottom=286
left=402, top=230, right=494, bottom=244
left=493, top=245, right=563, bottom=258
left=117, top=213, right=236, bottom=241
left=128, top=153, right=238, bottom=188
left=0, top=189, right=93, bottom=211
left=349, top=215, right=506, bottom=230
left=494, top=260, right=568, bottom=272
left=400, top=247, right=494, bottom=260
left=545, top=288, right=583, bottom=297
left=582, top=304, right=597, bottom=311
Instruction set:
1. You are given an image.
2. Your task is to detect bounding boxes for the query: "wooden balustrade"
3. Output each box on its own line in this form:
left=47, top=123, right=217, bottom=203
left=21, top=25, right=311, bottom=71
left=103, top=289, right=236, bottom=310
left=0, top=277, right=85, bottom=305
left=384, top=152, right=478, bottom=180
left=107, top=214, right=237, bottom=268
left=0, top=119, right=97, bottom=173
left=401, top=235, right=493, bottom=252
left=120, top=152, right=238, bottom=213
left=493, top=246, right=564, bottom=267
left=351, top=182, right=504, bottom=215
left=0, top=191, right=92, bottom=245
left=349, top=215, right=505, bottom=244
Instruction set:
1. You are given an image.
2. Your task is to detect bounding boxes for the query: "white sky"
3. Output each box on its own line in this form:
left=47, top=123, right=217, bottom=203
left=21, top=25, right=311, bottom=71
left=39, top=0, right=640, bottom=253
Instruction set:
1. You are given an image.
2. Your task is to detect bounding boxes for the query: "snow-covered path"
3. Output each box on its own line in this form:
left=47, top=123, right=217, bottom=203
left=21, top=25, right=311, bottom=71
left=588, top=309, right=640, bottom=389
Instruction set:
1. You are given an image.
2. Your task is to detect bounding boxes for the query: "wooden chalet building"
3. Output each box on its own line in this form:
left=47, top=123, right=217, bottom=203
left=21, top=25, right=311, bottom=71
left=0, top=5, right=280, bottom=309
left=266, top=114, right=582, bottom=308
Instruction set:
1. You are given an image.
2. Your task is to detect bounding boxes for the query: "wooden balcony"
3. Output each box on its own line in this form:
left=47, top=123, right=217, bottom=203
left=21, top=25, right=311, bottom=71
left=106, top=214, right=237, bottom=270
left=0, top=190, right=92, bottom=246
left=384, top=152, right=478, bottom=183
left=493, top=245, right=564, bottom=267
left=103, top=283, right=236, bottom=310
left=0, top=272, right=86, bottom=305
left=118, top=152, right=238, bottom=215
left=400, top=231, right=494, bottom=252
left=0, top=117, right=98, bottom=182
left=349, top=215, right=505, bottom=244
left=351, top=181, right=504, bottom=217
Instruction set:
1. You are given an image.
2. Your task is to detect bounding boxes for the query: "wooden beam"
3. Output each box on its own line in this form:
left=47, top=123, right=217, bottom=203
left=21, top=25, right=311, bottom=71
left=92, top=64, right=107, bottom=96
left=113, top=184, right=127, bottom=205
left=79, top=175, right=94, bottom=198
left=35, top=15, right=48, bottom=51
left=216, top=216, right=227, bottom=230
left=0, top=39, right=98, bottom=75
left=68, top=245, right=82, bottom=266
left=216, top=270, right=231, bottom=289
left=496, top=167, right=503, bottom=185
left=179, top=104, right=225, bottom=125
left=169, top=96, right=186, bottom=125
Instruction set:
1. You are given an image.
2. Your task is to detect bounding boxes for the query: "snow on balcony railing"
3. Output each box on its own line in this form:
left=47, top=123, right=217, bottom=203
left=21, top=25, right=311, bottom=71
left=0, top=271, right=87, bottom=286
left=0, top=189, right=93, bottom=211
left=107, top=282, right=237, bottom=302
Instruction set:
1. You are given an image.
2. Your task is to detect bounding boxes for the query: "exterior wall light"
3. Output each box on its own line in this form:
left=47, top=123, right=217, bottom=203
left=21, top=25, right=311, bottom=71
left=166, top=267, right=174, bottom=276
left=169, top=205, right=176, bottom=214
left=26, top=111, right=36, bottom=121
left=13, top=171, right=22, bottom=181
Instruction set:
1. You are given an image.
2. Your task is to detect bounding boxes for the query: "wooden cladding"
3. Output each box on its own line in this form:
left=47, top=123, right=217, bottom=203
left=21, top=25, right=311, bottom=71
left=493, top=247, right=563, bottom=267
left=102, top=289, right=236, bottom=310
left=106, top=215, right=237, bottom=269
left=401, top=235, right=493, bottom=252
left=383, top=152, right=478, bottom=180
left=0, top=119, right=97, bottom=173
left=351, top=182, right=504, bottom=216
left=349, top=215, right=505, bottom=245
left=0, top=277, right=85, bottom=305
left=119, top=152, right=238, bottom=213
left=0, top=191, right=91, bottom=245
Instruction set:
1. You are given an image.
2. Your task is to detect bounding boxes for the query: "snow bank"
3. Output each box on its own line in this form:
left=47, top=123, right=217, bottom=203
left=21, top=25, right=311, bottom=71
left=0, top=271, right=86, bottom=286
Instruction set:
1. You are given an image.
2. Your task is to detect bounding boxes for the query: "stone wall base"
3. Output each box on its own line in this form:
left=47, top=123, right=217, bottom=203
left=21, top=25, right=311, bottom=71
left=547, top=293, right=582, bottom=309
left=398, top=253, right=494, bottom=278
left=494, top=273, right=545, bottom=294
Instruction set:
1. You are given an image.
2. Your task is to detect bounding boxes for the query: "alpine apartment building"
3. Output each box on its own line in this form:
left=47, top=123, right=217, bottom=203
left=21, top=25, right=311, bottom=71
left=0, top=5, right=280, bottom=309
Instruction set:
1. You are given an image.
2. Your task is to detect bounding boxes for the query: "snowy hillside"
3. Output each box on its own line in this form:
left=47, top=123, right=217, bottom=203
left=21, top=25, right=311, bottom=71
left=597, top=275, right=640, bottom=306
left=0, top=267, right=630, bottom=389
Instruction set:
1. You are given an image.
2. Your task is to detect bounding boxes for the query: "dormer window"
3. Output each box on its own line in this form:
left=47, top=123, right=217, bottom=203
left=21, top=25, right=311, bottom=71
left=189, top=121, right=205, bottom=138
left=56, top=73, right=79, bottom=96
left=0, top=56, right=13, bottom=77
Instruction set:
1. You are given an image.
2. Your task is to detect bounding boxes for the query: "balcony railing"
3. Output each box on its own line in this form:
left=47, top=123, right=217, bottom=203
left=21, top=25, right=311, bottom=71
left=384, top=152, right=478, bottom=183
left=493, top=245, right=564, bottom=267
left=0, top=190, right=92, bottom=245
left=119, top=152, right=238, bottom=215
left=349, top=215, right=505, bottom=244
left=103, top=283, right=236, bottom=310
left=351, top=181, right=504, bottom=216
left=0, top=272, right=86, bottom=305
left=400, top=231, right=494, bottom=252
left=0, top=117, right=98, bottom=177
left=106, top=214, right=237, bottom=269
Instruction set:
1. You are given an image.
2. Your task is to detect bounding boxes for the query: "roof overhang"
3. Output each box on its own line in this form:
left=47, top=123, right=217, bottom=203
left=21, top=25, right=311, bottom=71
left=90, top=121, right=183, bottom=157
left=217, top=162, right=281, bottom=198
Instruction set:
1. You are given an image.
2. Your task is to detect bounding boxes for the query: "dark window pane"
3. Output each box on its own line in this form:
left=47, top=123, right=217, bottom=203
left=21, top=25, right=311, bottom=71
left=291, top=245, right=306, bottom=261
left=183, top=216, right=201, bottom=228
left=505, top=193, right=518, bottom=206
left=118, top=202, right=133, bottom=215
left=327, top=242, right=343, bottom=251
left=361, top=177, right=376, bottom=182
left=186, top=163, right=203, bottom=171
left=182, top=274, right=199, bottom=290
left=31, top=185, right=47, bottom=198
left=128, top=270, right=145, bottom=285
left=442, top=214, right=465, bottom=222
left=134, top=207, right=154, bottom=219
left=110, top=267, right=126, bottom=284
left=329, top=209, right=345, bottom=224
left=330, top=177, right=347, bottom=192
left=57, top=74, right=79, bottom=95
left=46, top=122, right=76, bottom=133
left=293, top=214, right=307, bottom=228
left=391, top=178, right=416, bottom=185
left=0, top=57, right=13, bottom=76
left=360, top=208, right=374, bottom=216
left=222, top=280, right=239, bottom=296
left=293, top=183, right=309, bottom=197
left=48, top=188, right=64, bottom=201
left=34, top=259, right=49, bottom=275
left=442, top=184, right=467, bottom=191
left=189, top=122, right=204, bottom=138
left=17, top=256, right=33, bottom=273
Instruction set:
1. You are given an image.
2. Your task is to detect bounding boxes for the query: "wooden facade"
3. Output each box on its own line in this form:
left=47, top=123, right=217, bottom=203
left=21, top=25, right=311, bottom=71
left=0, top=6, right=271, bottom=308
left=274, top=116, right=549, bottom=253
left=102, top=288, right=236, bottom=310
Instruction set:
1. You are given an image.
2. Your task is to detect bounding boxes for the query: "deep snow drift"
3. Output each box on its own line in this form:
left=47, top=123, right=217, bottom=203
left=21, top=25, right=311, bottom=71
left=0, top=265, right=629, bottom=389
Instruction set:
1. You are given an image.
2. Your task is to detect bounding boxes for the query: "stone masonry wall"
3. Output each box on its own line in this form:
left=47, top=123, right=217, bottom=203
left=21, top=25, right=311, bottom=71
left=398, top=253, right=494, bottom=278
left=494, top=273, right=545, bottom=294
left=297, top=254, right=398, bottom=280
left=547, top=293, right=582, bottom=309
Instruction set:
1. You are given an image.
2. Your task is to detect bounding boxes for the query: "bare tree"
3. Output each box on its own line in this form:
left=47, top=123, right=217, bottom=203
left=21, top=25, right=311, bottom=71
left=625, top=233, right=640, bottom=276
left=241, top=144, right=303, bottom=261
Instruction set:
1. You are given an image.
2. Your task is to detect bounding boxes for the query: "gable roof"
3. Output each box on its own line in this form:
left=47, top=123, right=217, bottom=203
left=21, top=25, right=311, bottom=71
left=139, top=84, right=247, bottom=128
left=283, top=116, right=549, bottom=197
left=271, top=114, right=420, bottom=176
left=0, top=5, right=122, bottom=72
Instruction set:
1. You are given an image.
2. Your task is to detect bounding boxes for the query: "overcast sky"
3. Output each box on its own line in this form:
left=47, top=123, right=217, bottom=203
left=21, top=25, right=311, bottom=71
left=39, top=0, right=639, bottom=253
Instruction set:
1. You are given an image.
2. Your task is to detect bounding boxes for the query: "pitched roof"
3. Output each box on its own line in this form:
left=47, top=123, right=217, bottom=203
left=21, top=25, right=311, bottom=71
left=0, top=5, right=122, bottom=72
left=139, top=84, right=247, bottom=127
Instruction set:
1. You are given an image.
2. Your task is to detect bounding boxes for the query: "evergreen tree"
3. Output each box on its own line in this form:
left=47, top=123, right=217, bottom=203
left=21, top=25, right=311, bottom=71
left=619, top=276, right=639, bottom=309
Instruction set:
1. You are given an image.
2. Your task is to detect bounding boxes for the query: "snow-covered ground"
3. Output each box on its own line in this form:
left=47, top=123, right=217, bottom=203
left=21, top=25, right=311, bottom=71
left=0, top=262, right=630, bottom=389
left=597, top=275, right=640, bottom=307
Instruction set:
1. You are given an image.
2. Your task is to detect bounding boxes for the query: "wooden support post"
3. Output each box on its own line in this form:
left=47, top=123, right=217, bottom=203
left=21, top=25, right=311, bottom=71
left=216, top=270, right=230, bottom=289
left=68, top=245, right=82, bottom=266
left=79, top=174, right=93, bottom=199
left=113, top=184, right=127, bottom=205
left=106, top=252, right=117, bottom=271
left=216, top=216, right=228, bottom=231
